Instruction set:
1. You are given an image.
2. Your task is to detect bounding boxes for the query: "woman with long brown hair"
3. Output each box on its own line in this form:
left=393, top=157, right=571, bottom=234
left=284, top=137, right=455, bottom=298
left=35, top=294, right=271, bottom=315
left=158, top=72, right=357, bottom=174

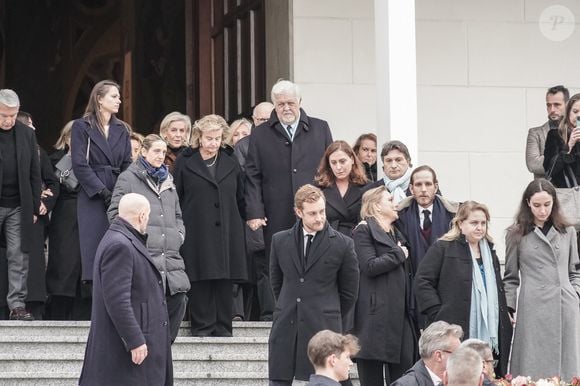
left=71, top=80, right=132, bottom=287
left=504, top=179, right=580, bottom=380
left=315, top=140, right=368, bottom=236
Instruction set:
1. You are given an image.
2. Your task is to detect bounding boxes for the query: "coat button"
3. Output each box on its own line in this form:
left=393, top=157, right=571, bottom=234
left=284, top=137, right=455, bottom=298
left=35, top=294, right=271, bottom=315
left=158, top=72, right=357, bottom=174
left=285, top=141, right=290, bottom=145
left=215, top=221, right=221, bottom=226
left=158, top=280, right=162, bottom=285
left=160, top=271, right=165, bottom=275
left=293, top=169, right=297, bottom=173
left=214, top=202, right=220, bottom=208
left=160, top=214, right=164, bottom=217
left=162, top=301, right=167, bottom=305
left=163, top=321, right=168, bottom=326
left=161, top=234, right=165, bottom=237
left=299, top=278, right=304, bottom=283
left=296, top=298, right=301, bottom=302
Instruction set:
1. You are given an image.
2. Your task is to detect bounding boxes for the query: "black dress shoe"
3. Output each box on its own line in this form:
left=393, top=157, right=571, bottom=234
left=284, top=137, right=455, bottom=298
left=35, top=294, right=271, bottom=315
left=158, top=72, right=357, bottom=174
left=9, top=307, right=34, bottom=321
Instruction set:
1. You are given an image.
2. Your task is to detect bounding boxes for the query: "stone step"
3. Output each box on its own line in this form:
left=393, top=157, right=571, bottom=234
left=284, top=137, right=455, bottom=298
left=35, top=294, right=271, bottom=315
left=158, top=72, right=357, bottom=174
left=0, top=336, right=269, bottom=356
left=0, top=352, right=269, bottom=373
left=0, top=320, right=272, bottom=337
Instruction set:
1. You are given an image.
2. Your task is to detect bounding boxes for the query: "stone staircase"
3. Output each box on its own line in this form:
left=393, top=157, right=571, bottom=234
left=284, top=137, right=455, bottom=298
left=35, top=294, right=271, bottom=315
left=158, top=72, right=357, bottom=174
left=0, top=321, right=359, bottom=385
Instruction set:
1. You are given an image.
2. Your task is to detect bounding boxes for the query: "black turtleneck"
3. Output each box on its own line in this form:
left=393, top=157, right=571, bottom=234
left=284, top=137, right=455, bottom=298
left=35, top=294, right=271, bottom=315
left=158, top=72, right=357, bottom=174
left=0, top=127, right=20, bottom=207
left=119, top=217, right=148, bottom=246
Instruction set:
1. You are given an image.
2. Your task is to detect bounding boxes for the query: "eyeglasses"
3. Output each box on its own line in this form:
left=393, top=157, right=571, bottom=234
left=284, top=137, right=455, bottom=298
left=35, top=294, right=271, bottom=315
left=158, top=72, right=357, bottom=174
left=484, top=359, right=498, bottom=367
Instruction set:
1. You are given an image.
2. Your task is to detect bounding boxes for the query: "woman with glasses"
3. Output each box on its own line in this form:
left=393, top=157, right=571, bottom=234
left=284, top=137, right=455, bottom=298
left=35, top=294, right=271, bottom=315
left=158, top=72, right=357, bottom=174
left=504, top=179, right=580, bottom=380
left=414, top=201, right=512, bottom=377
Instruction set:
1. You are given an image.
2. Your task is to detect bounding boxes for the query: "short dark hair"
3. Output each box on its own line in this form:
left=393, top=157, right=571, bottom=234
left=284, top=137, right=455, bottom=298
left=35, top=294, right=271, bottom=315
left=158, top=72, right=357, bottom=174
left=380, top=140, right=411, bottom=164
left=410, top=165, right=438, bottom=185
left=546, top=85, right=569, bottom=102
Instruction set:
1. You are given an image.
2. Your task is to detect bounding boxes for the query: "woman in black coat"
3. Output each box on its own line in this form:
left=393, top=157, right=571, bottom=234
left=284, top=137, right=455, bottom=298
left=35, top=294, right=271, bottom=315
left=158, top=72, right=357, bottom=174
left=71, top=80, right=132, bottom=283
left=46, top=121, right=91, bottom=320
left=159, top=111, right=192, bottom=173
left=414, top=201, right=513, bottom=377
left=353, top=133, right=377, bottom=183
left=315, top=140, right=369, bottom=237
left=543, top=93, right=580, bottom=187
left=352, top=186, right=417, bottom=386
left=173, top=114, right=247, bottom=337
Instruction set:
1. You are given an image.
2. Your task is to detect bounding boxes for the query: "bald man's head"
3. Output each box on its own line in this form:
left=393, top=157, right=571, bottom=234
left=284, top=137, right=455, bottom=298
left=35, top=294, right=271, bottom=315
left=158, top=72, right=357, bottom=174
left=118, top=193, right=151, bottom=234
left=252, top=102, right=274, bottom=126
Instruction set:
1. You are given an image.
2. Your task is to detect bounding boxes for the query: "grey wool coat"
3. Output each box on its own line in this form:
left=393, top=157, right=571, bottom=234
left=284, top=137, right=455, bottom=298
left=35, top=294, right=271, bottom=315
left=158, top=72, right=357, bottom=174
left=504, top=226, right=580, bottom=381
left=108, top=160, right=190, bottom=295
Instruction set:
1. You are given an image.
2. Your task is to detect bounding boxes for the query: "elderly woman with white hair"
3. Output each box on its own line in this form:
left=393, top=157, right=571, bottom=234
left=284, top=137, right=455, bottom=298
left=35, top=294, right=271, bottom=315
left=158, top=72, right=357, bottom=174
left=159, top=111, right=192, bottom=173
left=173, top=114, right=247, bottom=337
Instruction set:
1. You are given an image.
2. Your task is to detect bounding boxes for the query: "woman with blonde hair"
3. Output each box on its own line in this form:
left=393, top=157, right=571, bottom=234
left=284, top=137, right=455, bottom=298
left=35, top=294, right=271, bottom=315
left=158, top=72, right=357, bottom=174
left=173, top=114, right=247, bottom=336
left=352, top=186, right=417, bottom=385
left=414, top=201, right=512, bottom=377
left=71, top=80, right=132, bottom=285
left=225, top=118, right=252, bottom=147
left=159, top=111, right=191, bottom=172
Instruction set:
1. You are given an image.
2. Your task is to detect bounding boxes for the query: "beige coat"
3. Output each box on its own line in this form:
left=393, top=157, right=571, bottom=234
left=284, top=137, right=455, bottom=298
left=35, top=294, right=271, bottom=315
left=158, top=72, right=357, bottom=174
left=504, top=226, right=580, bottom=380
left=526, top=121, right=550, bottom=179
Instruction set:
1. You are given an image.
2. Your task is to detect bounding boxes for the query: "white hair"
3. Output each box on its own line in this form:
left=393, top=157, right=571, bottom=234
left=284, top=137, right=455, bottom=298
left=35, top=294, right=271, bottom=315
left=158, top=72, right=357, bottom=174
left=446, top=347, right=483, bottom=386
left=419, top=321, right=464, bottom=359
left=0, top=89, right=20, bottom=108
left=270, top=80, right=301, bottom=103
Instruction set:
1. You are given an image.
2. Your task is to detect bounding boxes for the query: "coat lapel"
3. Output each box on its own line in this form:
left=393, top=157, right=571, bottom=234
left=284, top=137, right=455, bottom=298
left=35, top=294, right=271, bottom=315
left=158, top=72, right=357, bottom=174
left=325, top=185, right=349, bottom=218
left=112, top=219, right=158, bottom=271
left=214, top=150, right=236, bottom=183
left=290, top=222, right=304, bottom=274
left=84, top=119, right=114, bottom=164
left=184, top=150, right=216, bottom=185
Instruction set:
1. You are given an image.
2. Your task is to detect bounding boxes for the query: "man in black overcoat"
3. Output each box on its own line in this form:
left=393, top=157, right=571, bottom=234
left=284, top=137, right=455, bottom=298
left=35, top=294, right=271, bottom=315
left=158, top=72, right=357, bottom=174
left=245, top=80, right=333, bottom=320
left=79, top=193, right=172, bottom=386
left=268, top=185, right=359, bottom=385
left=0, top=90, right=41, bottom=321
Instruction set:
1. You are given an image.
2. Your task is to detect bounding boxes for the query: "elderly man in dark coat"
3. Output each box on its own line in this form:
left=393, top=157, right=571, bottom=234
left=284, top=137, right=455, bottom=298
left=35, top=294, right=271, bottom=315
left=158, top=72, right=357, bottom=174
left=79, top=193, right=172, bottom=386
left=268, top=185, right=359, bottom=385
left=245, top=80, right=333, bottom=321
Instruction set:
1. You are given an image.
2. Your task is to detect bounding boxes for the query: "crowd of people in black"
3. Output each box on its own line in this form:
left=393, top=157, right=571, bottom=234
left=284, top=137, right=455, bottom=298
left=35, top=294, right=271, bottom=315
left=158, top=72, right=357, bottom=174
left=0, top=80, right=579, bottom=385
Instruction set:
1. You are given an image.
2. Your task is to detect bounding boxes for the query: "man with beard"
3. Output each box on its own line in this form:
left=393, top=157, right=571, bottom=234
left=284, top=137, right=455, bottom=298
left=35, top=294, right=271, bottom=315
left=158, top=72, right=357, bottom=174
left=526, top=85, right=569, bottom=179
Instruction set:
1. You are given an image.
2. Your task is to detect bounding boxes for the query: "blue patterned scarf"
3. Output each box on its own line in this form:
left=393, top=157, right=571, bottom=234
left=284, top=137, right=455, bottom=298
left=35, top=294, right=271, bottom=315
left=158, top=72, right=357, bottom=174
left=139, top=156, right=169, bottom=184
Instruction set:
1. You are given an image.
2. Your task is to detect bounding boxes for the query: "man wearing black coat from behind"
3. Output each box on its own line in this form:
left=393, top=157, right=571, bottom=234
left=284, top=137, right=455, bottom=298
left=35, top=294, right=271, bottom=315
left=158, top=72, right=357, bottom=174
left=268, top=185, right=359, bottom=385
left=79, top=193, right=172, bottom=386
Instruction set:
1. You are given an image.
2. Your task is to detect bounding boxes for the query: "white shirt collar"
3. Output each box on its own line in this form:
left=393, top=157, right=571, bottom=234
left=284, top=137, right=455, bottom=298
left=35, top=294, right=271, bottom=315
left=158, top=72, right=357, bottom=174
left=425, top=364, right=441, bottom=385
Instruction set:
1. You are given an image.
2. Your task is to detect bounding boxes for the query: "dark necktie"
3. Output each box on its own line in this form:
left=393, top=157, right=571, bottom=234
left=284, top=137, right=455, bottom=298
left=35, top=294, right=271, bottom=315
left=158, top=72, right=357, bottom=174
left=304, top=234, right=313, bottom=264
left=286, top=125, right=294, bottom=141
left=422, top=209, right=432, bottom=230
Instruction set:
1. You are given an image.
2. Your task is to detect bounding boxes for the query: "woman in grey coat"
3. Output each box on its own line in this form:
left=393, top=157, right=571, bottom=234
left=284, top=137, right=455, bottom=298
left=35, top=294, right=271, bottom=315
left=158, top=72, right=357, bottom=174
left=504, top=178, right=580, bottom=381
left=108, top=134, right=190, bottom=342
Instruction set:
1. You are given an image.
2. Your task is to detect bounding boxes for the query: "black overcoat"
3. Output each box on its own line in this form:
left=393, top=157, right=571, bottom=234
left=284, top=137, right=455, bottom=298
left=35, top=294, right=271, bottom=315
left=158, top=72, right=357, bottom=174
left=268, top=222, right=359, bottom=381
left=245, top=109, right=333, bottom=249
left=322, top=183, right=368, bottom=237
left=71, top=117, right=132, bottom=280
left=46, top=150, right=81, bottom=297
left=352, top=217, right=417, bottom=363
left=173, top=146, right=247, bottom=282
left=414, top=236, right=513, bottom=376
left=79, top=218, right=172, bottom=386
left=0, top=121, right=41, bottom=253
left=543, top=128, right=580, bottom=187
left=391, top=360, right=434, bottom=386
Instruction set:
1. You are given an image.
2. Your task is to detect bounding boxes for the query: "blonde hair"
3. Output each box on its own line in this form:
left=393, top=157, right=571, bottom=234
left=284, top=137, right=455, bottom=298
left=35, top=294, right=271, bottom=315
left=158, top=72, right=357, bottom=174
left=294, top=184, right=325, bottom=210
left=360, top=186, right=388, bottom=219
left=159, top=111, right=192, bottom=147
left=190, top=114, right=229, bottom=148
left=54, top=120, right=75, bottom=150
left=440, top=200, right=493, bottom=242
left=225, top=118, right=252, bottom=146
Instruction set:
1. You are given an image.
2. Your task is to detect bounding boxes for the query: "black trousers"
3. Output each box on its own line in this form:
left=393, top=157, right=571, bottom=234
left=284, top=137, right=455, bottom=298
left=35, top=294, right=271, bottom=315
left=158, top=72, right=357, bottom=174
left=188, top=279, right=233, bottom=337
left=254, top=248, right=275, bottom=320
left=166, top=292, right=187, bottom=343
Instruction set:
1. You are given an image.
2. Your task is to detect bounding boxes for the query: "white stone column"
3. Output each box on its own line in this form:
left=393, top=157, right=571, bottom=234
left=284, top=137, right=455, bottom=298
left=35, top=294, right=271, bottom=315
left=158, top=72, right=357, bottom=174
left=374, top=0, right=418, bottom=176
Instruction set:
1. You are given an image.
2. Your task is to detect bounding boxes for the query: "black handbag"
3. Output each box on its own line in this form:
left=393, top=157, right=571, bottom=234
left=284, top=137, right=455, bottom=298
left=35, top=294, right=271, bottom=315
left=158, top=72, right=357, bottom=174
left=54, top=154, right=80, bottom=191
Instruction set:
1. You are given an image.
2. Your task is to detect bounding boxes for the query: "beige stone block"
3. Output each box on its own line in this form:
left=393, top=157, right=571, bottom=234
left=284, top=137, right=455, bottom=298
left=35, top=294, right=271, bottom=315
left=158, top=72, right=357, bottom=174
left=488, top=217, right=513, bottom=263
left=294, top=0, right=374, bottom=19
left=299, top=83, right=377, bottom=144
left=416, top=21, right=468, bottom=86
left=417, top=86, right=526, bottom=152
left=417, top=151, right=471, bottom=200
left=468, top=22, right=580, bottom=87
left=294, top=18, right=353, bottom=83
left=525, top=88, right=551, bottom=129
left=524, top=0, right=580, bottom=22
left=415, top=0, right=522, bottom=21
left=353, top=20, right=375, bottom=84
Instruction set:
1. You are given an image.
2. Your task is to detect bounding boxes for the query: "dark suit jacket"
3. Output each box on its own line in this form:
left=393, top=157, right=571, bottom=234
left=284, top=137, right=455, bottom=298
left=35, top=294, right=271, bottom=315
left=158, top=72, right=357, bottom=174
left=391, top=360, right=434, bottom=386
left=306, top=374, right=341, bottom=386
left=79, top=218, right=172, bottom=386
left=245, top=108, right=333, bottom=249
left=414, top=236, right=513, bottom=376
left=0, top=121, right=41, bottom=253
left=268, top=222, right=359, bottom=381
left=543, top=127, right=580, bottom=187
